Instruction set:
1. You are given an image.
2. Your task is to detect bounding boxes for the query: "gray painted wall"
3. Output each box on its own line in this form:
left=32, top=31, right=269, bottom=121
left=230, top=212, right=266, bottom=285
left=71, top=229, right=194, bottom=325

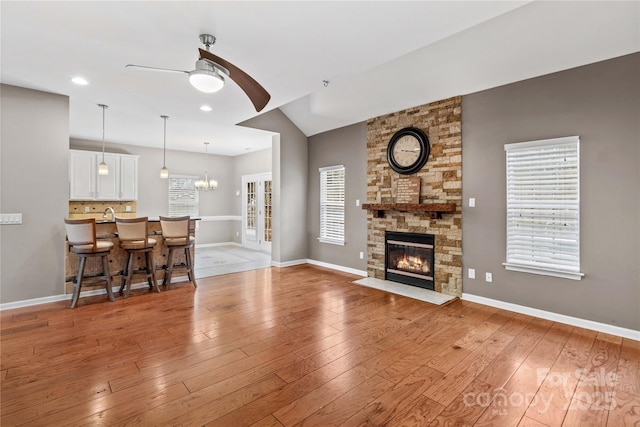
left=1, top=85, right=69, bottom=303
left=307, top=122, right=368, bottom=271
left=240, top=110, right=308, bottom=264
left=462, top=53, right=640, bottom=330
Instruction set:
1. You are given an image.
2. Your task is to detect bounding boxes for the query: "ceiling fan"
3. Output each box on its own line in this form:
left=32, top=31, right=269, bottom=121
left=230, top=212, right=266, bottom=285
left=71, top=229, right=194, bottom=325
left=126, top=34, right=270, bottom=112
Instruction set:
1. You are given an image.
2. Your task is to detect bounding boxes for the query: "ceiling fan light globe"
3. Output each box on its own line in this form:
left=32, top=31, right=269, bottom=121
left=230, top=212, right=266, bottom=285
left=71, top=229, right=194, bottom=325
left=189, top=70, right=224, bottom=93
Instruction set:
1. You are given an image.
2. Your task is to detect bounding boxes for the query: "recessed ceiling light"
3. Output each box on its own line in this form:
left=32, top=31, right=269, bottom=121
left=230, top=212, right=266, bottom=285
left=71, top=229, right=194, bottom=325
left=71, top=76, right=89, bottom=85
left=200, top=105, right=212, bottom=112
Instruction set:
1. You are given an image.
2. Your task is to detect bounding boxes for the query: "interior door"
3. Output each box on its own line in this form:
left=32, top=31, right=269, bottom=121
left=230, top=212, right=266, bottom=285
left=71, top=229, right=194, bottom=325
left=242, top=173, right=272, bottom=253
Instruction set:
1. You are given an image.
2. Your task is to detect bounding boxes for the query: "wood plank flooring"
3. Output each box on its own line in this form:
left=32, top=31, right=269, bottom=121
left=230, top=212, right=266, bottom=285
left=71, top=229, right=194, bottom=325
left=1, top=265, right=638, bottom=426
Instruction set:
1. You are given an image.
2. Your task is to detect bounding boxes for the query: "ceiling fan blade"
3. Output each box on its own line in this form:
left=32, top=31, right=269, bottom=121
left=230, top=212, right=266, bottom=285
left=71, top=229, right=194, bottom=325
left=199, top=48, right=271, bottom=112
left=125, top=64, right=189, bottom=74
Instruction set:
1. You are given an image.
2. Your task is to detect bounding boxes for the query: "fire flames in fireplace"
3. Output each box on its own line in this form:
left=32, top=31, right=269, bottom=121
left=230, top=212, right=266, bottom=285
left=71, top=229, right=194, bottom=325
left=396, top=254, right=430, bottom=274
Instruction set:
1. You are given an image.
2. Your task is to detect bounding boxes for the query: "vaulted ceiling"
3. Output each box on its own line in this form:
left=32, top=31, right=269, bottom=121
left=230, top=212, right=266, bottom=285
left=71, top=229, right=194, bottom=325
left=1, top=1, right=638, bottom=156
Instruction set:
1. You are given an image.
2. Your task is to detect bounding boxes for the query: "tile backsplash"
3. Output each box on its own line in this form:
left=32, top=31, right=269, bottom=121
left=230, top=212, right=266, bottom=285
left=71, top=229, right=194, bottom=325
left=68, top=201, right=137, bottom=220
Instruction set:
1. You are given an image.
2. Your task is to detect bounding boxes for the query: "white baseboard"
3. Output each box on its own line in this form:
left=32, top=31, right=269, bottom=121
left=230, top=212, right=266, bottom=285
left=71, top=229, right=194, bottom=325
left=196, top=242, right=242, bottom=249
left=1, top=294, right=70, bottom=310
left=271, top=259, right=307, bottom=268
left=306, top=259, right=367, bottom=277
left=0, top=280, right=167, bottom=311
left=462, top=293, right=640, bottom=341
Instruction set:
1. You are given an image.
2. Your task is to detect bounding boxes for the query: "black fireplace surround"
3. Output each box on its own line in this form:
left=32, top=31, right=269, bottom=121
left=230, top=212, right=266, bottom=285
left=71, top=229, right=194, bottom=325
left=385, top=231, right=435, bottom=291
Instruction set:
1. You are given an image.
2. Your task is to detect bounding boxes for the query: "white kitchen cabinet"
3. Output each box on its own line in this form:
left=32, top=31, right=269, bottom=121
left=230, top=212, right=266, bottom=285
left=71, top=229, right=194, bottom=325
left=119, top=154, right=138, bottom=200
left=69, top=150, right=96, bottom=200
left=96, top=153, right=120, bottom=200
left=69, top=150, right=139, bottom=201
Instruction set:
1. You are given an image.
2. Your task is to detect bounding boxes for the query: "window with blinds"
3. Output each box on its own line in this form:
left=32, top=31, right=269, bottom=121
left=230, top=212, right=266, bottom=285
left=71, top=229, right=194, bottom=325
left=168, top=176, right=199, bottom=217
left=503, top=136, right=583, bottom=280
left=319, top=165, right=345, bottom=245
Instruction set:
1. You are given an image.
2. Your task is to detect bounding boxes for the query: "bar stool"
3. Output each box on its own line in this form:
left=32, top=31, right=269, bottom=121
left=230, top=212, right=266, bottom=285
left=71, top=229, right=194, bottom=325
left=115, top=217, right=160, bottom=298
left=159, top=216, right=197, bottom=289
left=64, top=218, right=115, bottom=308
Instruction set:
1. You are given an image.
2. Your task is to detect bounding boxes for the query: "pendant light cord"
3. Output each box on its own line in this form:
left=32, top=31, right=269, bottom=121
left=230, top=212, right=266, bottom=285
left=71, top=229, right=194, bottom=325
left=162, top=115, right=168, bottom=167
left=98, top=104, right=108, bottom=162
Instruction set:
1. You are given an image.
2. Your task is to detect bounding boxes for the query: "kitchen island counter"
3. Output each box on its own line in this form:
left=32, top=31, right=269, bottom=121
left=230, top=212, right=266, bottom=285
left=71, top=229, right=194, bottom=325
left=65, top=218, right=198, bottom=295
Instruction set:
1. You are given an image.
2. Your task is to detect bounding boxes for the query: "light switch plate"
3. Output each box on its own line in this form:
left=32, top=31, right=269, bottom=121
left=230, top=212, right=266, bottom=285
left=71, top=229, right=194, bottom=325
left=485, top=272, right=493, bottom=282
left=1, top=213, right=22, bottom=225
left=468, top=268, right=475, bottom=279
left=469, top=198, right=476, bottom=207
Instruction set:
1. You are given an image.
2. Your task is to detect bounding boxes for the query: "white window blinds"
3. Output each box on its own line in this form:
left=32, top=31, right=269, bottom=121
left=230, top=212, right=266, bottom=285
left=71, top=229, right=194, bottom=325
left=504, top=136, right=582, bottom=280
left=168, top=176, right=199, bottom=217
left=319, top=165, right=345, bottom=245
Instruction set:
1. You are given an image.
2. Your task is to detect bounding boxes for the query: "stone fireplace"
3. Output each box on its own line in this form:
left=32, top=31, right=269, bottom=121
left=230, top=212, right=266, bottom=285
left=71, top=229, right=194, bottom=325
left=365, top=96, right=462, bottom=297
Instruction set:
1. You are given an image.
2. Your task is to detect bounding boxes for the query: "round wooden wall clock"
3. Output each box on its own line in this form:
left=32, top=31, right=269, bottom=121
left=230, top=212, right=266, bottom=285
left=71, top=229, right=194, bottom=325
left=386, top=127, right=430, bottom=175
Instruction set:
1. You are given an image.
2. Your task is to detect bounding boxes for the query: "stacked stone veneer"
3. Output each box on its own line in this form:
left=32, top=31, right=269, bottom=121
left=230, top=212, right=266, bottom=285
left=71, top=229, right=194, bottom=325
left=366, top=96, right=462, bottom=297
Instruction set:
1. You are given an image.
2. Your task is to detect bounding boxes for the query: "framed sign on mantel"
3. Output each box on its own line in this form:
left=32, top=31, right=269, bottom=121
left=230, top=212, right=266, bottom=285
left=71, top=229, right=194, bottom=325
left=396, top=177, right=420, bottom=204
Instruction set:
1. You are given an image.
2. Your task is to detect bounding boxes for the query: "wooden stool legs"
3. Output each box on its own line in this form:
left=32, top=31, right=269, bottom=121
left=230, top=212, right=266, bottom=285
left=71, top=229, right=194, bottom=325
left=162, top=246, right=197, bottom=289
left=119, top=249, right=160, bottom=298
left=70, top=252, right=114, bottom=309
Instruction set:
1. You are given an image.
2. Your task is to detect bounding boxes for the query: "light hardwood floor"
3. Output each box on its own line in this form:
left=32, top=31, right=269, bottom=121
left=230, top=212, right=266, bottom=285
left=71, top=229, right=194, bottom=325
left=1, top=265, right=638, bottom=426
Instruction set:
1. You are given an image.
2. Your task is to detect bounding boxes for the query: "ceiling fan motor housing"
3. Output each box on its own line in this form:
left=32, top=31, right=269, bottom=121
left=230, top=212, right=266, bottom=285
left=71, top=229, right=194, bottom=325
left=189, top=59, right=227, bottom=93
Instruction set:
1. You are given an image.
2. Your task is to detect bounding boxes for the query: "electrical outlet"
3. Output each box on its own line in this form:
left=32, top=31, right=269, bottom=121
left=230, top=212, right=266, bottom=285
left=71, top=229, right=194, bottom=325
left=469, top=197, right=476, bottom=208
left=84, top=206, right=90, bottom=213
left=359, top=251, right=364, bottom=259
left=125, top=205, right=131, bottom=212
left=356, top=199, right=360, bottom=207
left=468, top=268, right=475, bottom=279
left=236, top=231, right=239, bottom=237
left=485, top=272, right=493, bottom=282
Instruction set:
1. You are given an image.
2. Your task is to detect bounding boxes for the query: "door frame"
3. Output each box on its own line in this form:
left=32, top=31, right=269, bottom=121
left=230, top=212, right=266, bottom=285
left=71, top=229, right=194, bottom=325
left=241, top=173, right=272, bottom=253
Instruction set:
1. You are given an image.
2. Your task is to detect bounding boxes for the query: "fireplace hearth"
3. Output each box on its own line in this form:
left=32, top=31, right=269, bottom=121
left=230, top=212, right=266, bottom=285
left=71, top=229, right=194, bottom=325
left=385, top=231, right=435, bottom=291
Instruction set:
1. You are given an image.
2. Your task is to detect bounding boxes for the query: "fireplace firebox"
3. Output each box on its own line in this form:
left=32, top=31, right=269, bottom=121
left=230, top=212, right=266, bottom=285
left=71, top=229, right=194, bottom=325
left=385, top=231, right=435, bottom=290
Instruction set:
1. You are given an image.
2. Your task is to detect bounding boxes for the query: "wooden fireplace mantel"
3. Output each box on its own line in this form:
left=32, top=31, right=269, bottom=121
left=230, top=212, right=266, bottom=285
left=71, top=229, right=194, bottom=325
left=361, top=203, right=456, bottom=219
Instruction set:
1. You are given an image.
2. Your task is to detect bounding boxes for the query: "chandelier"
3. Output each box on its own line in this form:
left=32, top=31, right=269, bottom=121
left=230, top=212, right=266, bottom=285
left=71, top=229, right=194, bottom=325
left=195, top=142, right=218, bottom=191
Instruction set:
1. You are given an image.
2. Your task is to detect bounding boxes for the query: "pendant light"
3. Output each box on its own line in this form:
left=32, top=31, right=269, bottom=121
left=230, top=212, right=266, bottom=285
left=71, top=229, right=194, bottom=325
left=97, top=104, right=109, bottom=176
left=160, top=115, right=169, bottom=179
left=195, top=142, right=218, bottom=191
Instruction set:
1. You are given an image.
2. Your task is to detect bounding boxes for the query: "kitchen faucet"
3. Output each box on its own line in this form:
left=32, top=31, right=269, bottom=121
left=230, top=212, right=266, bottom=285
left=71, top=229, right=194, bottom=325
left=103, top=207, right=115, bottom=221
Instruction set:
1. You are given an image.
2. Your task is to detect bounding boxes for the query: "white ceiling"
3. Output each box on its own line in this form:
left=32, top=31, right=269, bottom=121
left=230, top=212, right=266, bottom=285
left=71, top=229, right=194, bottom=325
left=1, top=1, right=638, bottom=156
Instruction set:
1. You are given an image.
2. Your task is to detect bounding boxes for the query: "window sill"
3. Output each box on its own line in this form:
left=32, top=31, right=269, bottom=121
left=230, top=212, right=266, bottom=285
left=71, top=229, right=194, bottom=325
left=503, top=263, right=584, bottom=280
left=318, top=237, right=345, bottom=246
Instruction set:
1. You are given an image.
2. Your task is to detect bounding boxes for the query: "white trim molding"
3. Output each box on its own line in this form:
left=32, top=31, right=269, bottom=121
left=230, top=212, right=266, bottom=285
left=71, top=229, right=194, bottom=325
left=0, top=281, right=162, bottom=311
left=306, top=259, right=367, bottom=277
left=196, top=242, right=242, bottom=249
left=462, top=293, right=640, bottom=341
left=271, top=259, right=307, bottom=268
left=198, top=215, right=242, bottom=222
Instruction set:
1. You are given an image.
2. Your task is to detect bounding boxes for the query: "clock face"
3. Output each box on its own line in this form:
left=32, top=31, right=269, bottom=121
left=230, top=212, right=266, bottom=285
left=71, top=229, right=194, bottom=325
left=387, top=127, right=430, bottom=175
left=392, top=135, right=421, bottom=167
